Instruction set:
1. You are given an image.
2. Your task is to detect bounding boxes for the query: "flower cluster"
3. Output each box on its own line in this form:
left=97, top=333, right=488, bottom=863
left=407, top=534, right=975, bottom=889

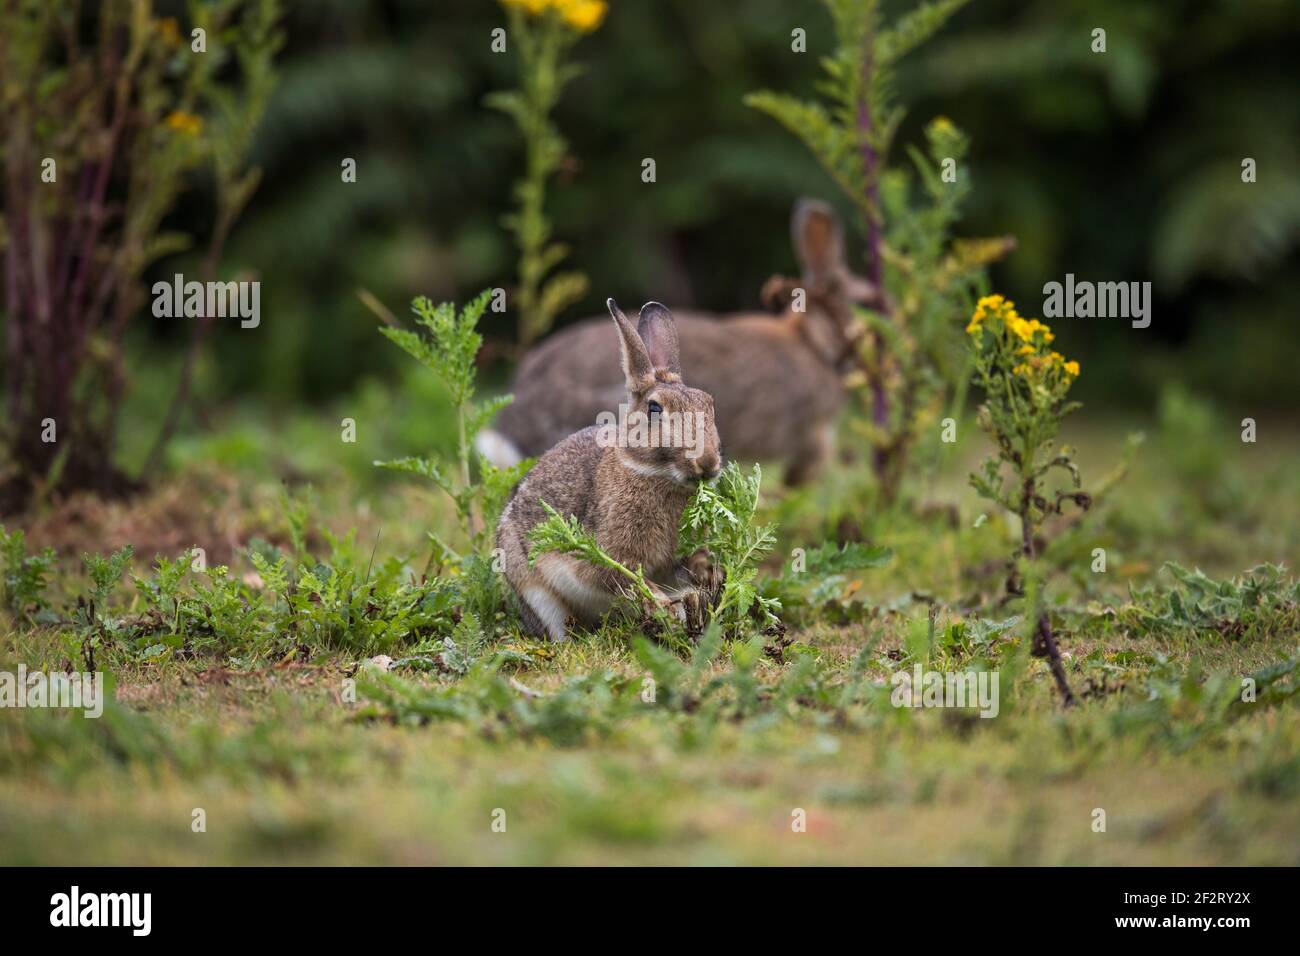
left=501, top=0, right=608, bottom=33
left=966, top=292, right=1084, bottom=492
left=966, top=294, right=1091, bottom=707
left=966, top=294, right=1078, bottom=391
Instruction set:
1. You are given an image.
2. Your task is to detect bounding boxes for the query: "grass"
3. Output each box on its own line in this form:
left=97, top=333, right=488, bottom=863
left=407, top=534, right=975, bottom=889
left=1, top=392, right=1298, bottom=865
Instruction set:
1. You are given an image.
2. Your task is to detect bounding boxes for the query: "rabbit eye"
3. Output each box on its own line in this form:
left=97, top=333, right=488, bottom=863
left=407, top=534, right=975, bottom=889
left=647, top=400, right=662, bottom=417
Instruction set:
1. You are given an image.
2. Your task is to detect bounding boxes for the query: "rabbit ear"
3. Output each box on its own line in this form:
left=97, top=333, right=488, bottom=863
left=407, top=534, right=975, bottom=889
left=792, top=198, right=845, bottom=284
left=636, top=301, right=681, bottom=380
left=607, top=298, right=655, bottom=393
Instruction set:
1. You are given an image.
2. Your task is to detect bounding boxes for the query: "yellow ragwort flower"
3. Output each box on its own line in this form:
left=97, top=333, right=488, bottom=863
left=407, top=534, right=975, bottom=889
left=501, top=0, right=606, bottom=31
left=1008, top=316, right=1034, bottom=342
left=967, top=294, right=1003, bottom=334
left=164, top=111, right=203, bottom=136
left=971, top=291, right=1079, bottom=385
left=559, top=0, right=607, bottom=32
left=501, top=0, right=552, bottom=14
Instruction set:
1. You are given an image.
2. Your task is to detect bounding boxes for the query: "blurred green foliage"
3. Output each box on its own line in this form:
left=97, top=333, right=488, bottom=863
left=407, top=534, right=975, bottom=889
left=136, top=0, right=1297, bottom=420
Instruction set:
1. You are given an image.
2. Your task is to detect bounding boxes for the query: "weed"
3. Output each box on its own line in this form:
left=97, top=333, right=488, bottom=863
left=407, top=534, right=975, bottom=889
left=375, top=290, right=532, bottom=634
left=966, top=294, right=1089, bottom=704
left=1130, top=563, right=1299, bottom=640
left=680, top=463, right=781, bottom=635
left=746, top=0, right=1009, bottom=503
left=487, top=0, right=603, bottom=347
left=0, top=525, right=58, bottom=626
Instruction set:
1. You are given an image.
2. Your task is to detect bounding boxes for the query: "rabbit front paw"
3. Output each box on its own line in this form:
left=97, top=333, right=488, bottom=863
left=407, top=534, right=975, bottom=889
left=638, top=587, right=710, bottom=642
left=680, top=548, right=725, bottom=606
left=678, top=588, right=710, bottom=641
left=640, top=588, right=686, bottom=625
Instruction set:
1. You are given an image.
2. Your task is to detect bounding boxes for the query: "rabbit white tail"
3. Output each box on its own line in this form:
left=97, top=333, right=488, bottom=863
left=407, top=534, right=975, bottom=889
left=475, top=428, right=523, bottom=468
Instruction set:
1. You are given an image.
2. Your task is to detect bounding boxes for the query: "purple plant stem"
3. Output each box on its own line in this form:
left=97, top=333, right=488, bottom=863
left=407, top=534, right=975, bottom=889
left=857, top=41, right=890, bottom=477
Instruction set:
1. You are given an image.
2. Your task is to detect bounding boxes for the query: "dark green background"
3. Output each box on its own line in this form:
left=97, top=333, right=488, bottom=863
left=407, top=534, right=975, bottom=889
left=143, top=0, right=1300, bottom=413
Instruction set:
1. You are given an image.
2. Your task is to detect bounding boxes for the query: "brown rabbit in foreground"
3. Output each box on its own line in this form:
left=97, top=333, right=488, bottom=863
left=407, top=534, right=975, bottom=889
left=495, top=299, right=723, bottom=641
left=478, top=200, right=886, bottom=485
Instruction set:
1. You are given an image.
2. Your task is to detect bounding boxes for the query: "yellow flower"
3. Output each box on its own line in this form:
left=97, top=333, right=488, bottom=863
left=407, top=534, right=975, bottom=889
left=501, top=0, right=551, bottom=14
left=1063, top=360, right=1080, bottom=377
left=1008, top=316, right=1035, bottom=342
left=156, top=18, right=182, bottom=47
left=164, top=111, right=203, bottom=136
left=502, top=0, right=606, bottom=30
left=559, top=0, right=607, bottom=32
left=1017, top=345, right=1035, bottom=355
left=931, top=116, right=955, bottom=134
left=967, top=295, right=1003, bottom=334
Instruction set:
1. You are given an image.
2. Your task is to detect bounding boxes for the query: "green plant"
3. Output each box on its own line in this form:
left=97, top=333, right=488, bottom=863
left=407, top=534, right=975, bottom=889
left=358, top=624, right=849, bottom=744
left=966, top=294, right=1087, bottom=704
left=69, top=545, right=135, bottom=669
left=1155, top=384, right=1246, bottom=519
left=374, top=291, right=530, bottom=629
left=1131, top=563, right=1299, bottom=641
left=746, top=0, right=1003, bottom=504
left=488, top=0, right=605, bottom=348
left=779, top=540, right=893, bottom=610
left=680, top=463, right=782, bottom=635
left=1111, top=653, right=1300, bottom=751
left=525, top=501, right=690, bottom=648
left=528, top=502, right=659, bottom=610
left=0, top=0, right=282, bottom=506
left=0, top=525, right=57, bottom=626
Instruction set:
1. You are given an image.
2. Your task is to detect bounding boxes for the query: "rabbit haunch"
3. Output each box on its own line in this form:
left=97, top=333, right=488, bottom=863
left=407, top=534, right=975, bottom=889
left=495, top=299, right=722, bottom=642
left=480, top=199, right=887, bottom=485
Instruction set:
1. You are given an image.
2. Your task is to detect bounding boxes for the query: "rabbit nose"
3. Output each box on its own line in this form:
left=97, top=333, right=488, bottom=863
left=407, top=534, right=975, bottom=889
left=697, top=454, right=721, bottom=480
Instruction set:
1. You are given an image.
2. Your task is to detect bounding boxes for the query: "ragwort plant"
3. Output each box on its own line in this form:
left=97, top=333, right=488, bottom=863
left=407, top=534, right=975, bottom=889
left=489, top=0, right=606, bottom=348
left=746, top=0, right=1010, bottom=505
left=0, top=0, right=282, bottom=506
left=966, top=294, right=1087, bottom=705
left=375, top=290, right=531, bottom=637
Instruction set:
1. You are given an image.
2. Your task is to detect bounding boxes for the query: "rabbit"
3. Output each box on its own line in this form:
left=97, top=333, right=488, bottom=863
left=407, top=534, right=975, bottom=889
left=479, top=199, right=887, bottom=485
left=495, top=299, right=724, bottom=642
